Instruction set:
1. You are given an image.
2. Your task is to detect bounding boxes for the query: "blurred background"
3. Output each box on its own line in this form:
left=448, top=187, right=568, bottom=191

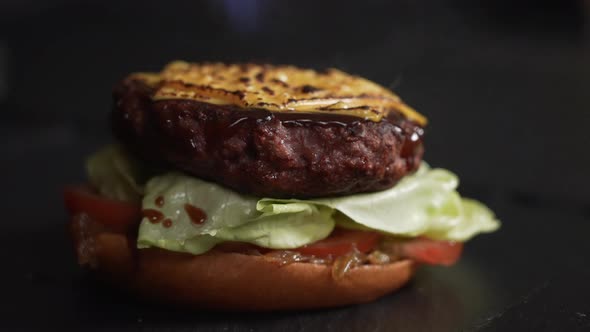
left=1, top=1, right=590, bottom=330
left=1, top=0, right=588, bottom=205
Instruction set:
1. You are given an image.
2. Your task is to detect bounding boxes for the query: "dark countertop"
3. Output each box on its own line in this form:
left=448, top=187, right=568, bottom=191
left=1, top=1, right=589, bottom=331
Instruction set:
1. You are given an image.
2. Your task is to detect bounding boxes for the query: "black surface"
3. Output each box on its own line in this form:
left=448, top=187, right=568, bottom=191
left=1, top=1, right=590, bottom=331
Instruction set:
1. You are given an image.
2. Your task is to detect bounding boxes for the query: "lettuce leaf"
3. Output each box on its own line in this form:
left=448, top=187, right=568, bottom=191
left=136, top=166, right=499, bottom=254
left=86, top=145, right=145, bottom=202
left=87, top=145, right=500, bottom=255
left=258, top=167, right=499, bottom=241
left=136, top=173, right=334, bottom=254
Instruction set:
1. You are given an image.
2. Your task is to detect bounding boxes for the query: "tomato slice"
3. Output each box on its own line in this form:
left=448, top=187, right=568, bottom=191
left=400, top=237, right=463, bottom=266
left=63, top=185, right=141, bottom=232
left=294, top=229, right=381, bottom=258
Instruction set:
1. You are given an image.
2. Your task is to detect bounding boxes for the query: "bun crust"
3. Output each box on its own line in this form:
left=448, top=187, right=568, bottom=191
left=89, top=231, right=416, bottom=310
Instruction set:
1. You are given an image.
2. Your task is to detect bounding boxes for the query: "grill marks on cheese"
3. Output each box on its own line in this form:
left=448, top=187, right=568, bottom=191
left=132, top=61, right=426, bottom=124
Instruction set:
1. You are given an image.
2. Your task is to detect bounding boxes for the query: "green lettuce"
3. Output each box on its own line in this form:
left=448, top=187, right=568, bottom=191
left=86, top=146, right=500, bottom=255
left=259, top=167, right=499, bottom=241
left=137, top=173, right=334, bottom=254
left=86, top=145, right=145, bottom=202
left=136, top=167, right=499, bottom=255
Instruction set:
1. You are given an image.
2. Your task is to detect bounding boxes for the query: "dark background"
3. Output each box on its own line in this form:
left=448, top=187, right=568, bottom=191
left=1, top=0, right=589, bottom=331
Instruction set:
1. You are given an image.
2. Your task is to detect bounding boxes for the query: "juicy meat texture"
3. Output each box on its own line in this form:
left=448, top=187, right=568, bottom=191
left=112, top=79, right=425, bottom=198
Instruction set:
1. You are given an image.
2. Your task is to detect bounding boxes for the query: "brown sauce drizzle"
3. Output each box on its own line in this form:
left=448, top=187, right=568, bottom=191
left=198, top=106, right=368, bottom=156
left=204, top=101, right=421, bottom=129
left=175, top=99, right=423, bottom=165
left=185, top=204, right=207, bottom=225
left=142, top=209, right=165, bottom=224
left=400, top=126, right=425, bottom=170
left=155, top=195, right=165, bottom=207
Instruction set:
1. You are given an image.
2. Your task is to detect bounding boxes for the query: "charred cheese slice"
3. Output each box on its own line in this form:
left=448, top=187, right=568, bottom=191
left=132, top=61, right=426, bottom=124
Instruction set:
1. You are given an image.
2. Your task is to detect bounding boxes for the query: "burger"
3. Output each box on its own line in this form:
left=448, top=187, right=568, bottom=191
left=64, top=61, right=499, bottom=310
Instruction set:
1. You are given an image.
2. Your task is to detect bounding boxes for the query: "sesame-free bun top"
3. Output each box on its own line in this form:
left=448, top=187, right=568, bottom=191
left=131, top=61, right=426, bottom=124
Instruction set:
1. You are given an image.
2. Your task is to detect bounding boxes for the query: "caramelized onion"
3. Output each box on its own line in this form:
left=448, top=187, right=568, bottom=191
left=260, top=239, right=410, bottom=279
left=265, top=250, right=333, bottom=266
left=331, top=248, right=366, bottom=280
left=265, top=250, right=307, bottom=266
left=308, top=256, right=333, bottom=265
left=378, top=238, right=405, bottom=261
left=367, top=250, right=391, bottom=265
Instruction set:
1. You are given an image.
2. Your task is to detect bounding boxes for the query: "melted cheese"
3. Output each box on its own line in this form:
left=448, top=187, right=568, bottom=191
left=132, top=61, right=426, bottom=124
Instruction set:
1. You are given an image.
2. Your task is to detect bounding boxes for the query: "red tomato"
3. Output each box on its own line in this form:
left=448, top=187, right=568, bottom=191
left=63, top=185, right=141, bottom=232
left=294, top=229, right=381, bottom=258
left=400, top=237, right=463, bottom=266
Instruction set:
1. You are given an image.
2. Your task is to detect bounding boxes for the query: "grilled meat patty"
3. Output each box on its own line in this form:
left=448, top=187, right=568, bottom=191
left=112, top=62, right=425, bottom=198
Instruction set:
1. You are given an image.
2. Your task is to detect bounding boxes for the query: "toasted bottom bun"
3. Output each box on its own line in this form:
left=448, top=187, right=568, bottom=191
left=81, top=231, right=416, bottom=311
